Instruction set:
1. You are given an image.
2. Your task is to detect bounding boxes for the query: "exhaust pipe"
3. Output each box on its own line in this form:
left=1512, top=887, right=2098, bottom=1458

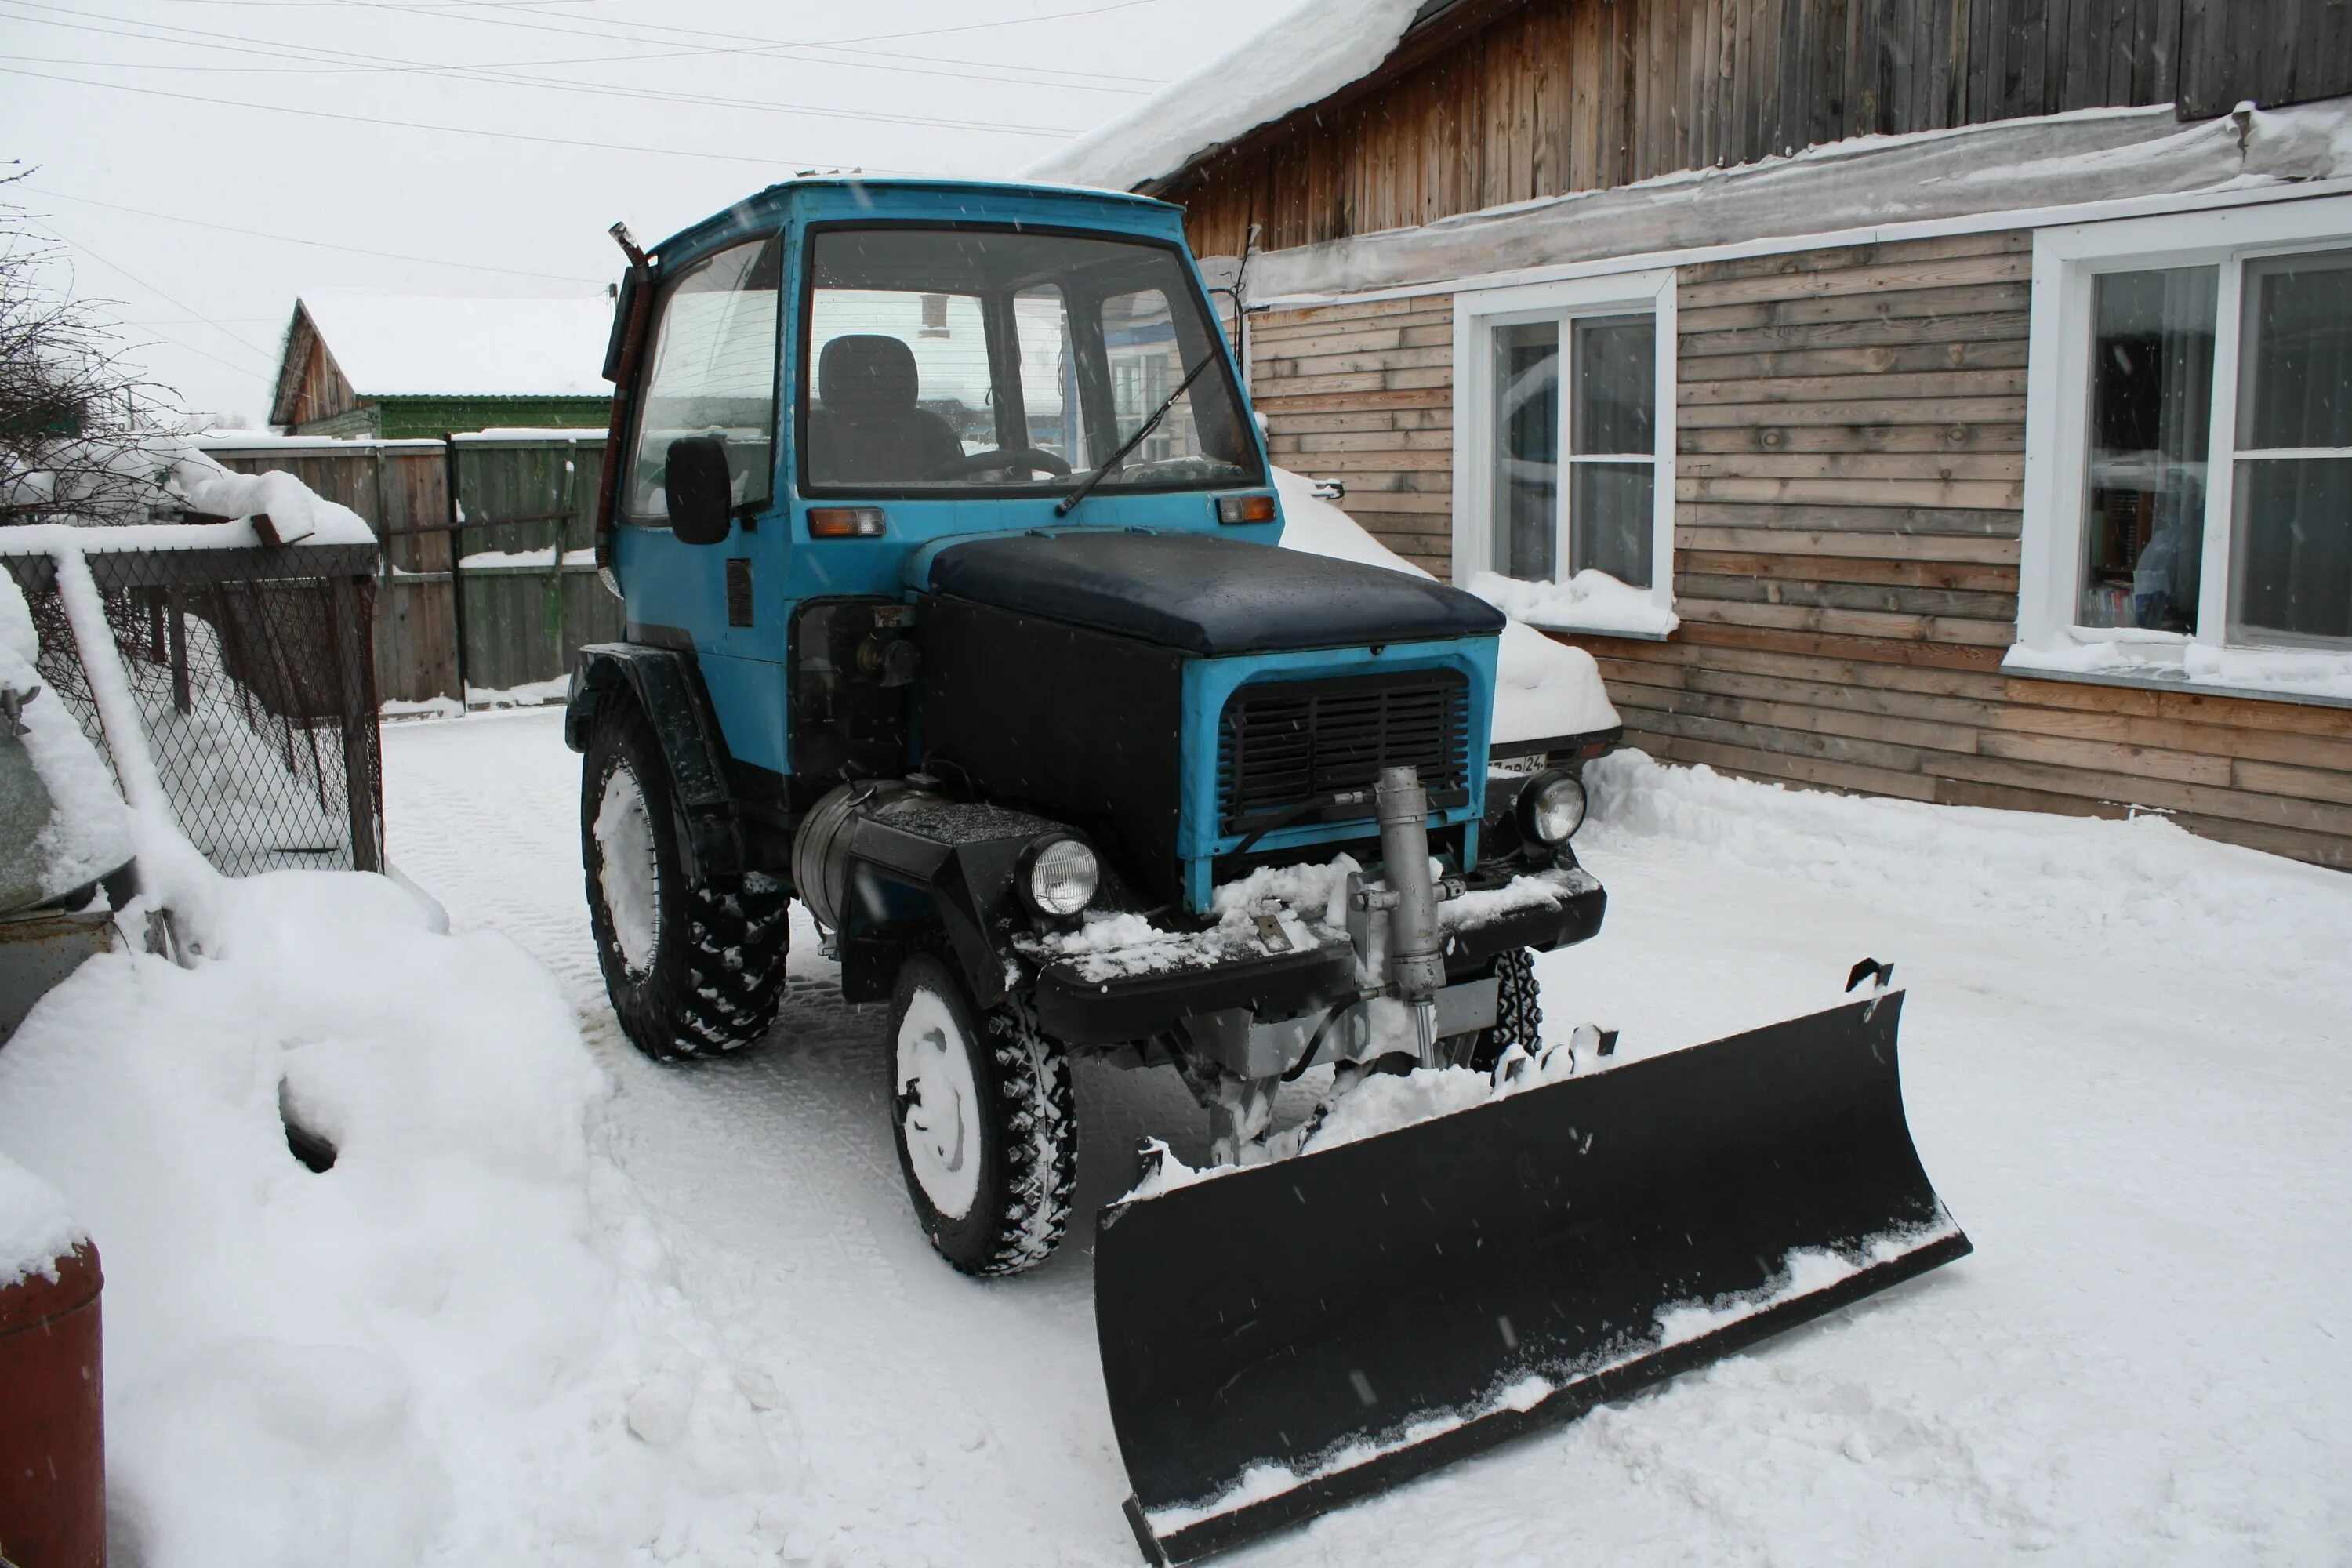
left=1374, top=765, right=1445, bottom=1065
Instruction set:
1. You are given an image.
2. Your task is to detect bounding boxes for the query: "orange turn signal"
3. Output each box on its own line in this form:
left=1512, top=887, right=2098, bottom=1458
left=808, top=506, right=887, bottom=539
left=1215, top=493, right=1278, bottom=525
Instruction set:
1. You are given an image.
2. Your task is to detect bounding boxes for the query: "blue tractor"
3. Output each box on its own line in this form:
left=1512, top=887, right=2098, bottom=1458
left=567, top=180, right=1966, bottom=1566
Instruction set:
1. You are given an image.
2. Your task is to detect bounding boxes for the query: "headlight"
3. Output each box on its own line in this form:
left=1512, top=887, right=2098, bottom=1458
left=1519, top=769, right=1587, bottom=845
left=1023, top=836, right=1099, bottom=916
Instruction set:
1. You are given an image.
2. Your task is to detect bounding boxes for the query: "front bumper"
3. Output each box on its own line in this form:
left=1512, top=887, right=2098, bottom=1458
left=1026, top=863, right=1606, bottom=1050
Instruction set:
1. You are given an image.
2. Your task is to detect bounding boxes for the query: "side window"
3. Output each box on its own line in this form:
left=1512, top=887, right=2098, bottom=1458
left=2078, top=267, right=2216, bottom=632
left=1569, top=313, right=1660, bottom=587
left=1478, top=305, right=1665, bottom=591
left=625, top=235, right=781, bottom=523
left=2232, top=252, right=2352, bottom=645
left=1492, top=321, right=1559, bottom=581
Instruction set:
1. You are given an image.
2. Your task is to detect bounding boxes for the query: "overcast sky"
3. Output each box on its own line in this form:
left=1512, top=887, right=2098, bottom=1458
left=1, top=0, right=1291, bottom=424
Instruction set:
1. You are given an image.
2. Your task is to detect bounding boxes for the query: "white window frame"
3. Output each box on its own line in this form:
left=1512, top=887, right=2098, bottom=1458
left=1452, top=268, right=1677, bottom=637
left=2016, top=193, right=2352, bottom=702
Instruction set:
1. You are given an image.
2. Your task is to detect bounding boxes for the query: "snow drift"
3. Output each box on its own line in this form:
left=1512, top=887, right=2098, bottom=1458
left=0, top=506, right=797, bottom=1564
left=0, top=869, right=799, bottom=1566
left=0, top=568, right=131, bottom=904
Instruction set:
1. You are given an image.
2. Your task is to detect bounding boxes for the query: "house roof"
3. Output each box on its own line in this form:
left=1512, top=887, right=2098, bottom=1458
left=278, top=291, right=615, bottom=411
left=1025, top=0, right=1465, bottom=196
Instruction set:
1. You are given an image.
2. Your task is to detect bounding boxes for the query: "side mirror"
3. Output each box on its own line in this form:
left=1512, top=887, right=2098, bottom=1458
left=665, top=436, right=734, bottom=545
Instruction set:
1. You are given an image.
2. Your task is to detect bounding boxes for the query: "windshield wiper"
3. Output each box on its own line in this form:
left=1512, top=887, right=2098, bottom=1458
left=1053, top=350, right=1219, bottom=520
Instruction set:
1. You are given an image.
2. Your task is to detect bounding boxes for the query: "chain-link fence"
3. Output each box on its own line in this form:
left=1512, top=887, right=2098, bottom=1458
left=2, top=541, right=383, bottom=877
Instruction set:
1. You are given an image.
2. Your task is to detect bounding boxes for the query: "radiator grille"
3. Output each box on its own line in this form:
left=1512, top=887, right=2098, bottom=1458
left=1217, top=671, right=1471, bottom=836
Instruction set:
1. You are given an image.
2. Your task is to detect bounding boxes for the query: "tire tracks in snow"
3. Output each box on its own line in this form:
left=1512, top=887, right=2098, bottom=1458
left=384, top=712, right=1143, bottom=1564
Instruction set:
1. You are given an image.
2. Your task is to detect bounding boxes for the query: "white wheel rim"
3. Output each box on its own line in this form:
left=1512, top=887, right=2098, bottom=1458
left=896, top=986, right=982, bottom=1221
left=594, top=762, right=661, bottom=978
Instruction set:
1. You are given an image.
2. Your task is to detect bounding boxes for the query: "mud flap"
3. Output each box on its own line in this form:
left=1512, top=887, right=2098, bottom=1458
left=1094, top=990, right=1969, bottom=1565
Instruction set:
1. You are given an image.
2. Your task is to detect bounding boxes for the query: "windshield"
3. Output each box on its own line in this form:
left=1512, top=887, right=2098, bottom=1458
left=800, top=226, right=1260, bottom=495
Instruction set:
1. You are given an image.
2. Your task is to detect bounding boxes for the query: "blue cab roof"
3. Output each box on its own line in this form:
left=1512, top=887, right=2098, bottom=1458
left=649, top=177, right=1188, bottom=273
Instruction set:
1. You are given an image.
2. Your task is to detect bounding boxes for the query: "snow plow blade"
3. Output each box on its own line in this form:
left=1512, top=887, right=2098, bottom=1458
left=1094, top=989, right=1969, bottom=1565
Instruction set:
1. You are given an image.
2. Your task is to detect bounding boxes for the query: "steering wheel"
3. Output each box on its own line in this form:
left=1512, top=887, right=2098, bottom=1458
left=926, top=447, right=1073, bottom=480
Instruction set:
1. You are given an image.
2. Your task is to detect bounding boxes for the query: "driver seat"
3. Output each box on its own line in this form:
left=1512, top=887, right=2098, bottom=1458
left=808, top=335, right=964, bottom=484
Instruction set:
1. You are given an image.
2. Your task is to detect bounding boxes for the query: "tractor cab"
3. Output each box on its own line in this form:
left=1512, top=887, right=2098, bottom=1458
left=597, top=182, right=1280, bottom=781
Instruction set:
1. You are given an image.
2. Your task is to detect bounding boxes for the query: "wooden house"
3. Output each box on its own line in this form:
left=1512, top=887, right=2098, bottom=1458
left=1034, top=0, right=2352, bottom=869
left=270, top=292, right=612, bottom=438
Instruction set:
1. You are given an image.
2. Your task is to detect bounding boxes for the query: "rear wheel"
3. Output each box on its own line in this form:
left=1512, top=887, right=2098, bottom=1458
left=1443, top=947, right=1544, bottom=1074
left=887, top=954, right=1076, bottom=1276
left=582, top=699, right=789, bottom=1060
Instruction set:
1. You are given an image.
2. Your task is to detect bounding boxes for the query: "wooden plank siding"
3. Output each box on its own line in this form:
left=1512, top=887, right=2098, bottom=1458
left=1163, top=0, right=2206, bottom=259
left=1253, top=297, right=1460, bottom=578
left=1245, top=227, right=2352, bottom=870
left=1604, top=230, right=2352, bottom=870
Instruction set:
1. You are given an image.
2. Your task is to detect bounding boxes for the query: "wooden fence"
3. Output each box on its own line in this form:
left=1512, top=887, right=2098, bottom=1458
left=198, top=433, right=623, bottom=706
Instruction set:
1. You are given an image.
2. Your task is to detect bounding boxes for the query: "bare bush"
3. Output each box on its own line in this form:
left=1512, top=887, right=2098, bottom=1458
left=1, top=171, right=180, bottom=526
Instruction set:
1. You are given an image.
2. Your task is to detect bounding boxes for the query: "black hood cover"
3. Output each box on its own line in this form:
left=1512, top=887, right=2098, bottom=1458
left=923, top=531, right=1504, bottom=656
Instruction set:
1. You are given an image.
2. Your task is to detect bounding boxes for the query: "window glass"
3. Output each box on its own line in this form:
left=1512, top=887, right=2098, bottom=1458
left=1570, top=314, right=1657, bottom=586
left=1573, top=315, right=1655, bottom=456
left=801, top=227, right=1257, bottom=492
left=1572, top=463, right=1655, bottom=584
left=625, top=235, right=780, bottom=522
left=1102, top=287, right=1210, bottom=475
left=2078, top=267, right=2215, bottom=632
left=2234, top=255, right=2352, bottom=644
left=806, top=288, right=993, bottom=481
left=1493, top=321, right=1559, bottom=581
left=1014, top=287, right=1081, bottom=466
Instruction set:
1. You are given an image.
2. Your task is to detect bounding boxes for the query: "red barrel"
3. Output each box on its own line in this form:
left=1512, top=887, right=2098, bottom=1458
left=0, top=1240, right=104, bottom=1568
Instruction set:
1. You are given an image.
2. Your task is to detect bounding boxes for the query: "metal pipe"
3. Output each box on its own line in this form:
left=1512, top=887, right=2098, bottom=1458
left=442, top=434, right=470, bottom=708
left=1375, top=764, right=1445, bottom=1065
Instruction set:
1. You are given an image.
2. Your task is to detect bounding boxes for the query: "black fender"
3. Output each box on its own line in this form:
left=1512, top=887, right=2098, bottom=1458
left=566, top=644, right=745, bottom=883
left=837, top=802, right=1066, bottom=1011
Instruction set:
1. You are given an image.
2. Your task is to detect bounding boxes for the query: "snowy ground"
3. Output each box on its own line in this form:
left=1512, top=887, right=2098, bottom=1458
left=372, top=707, right=2352, bottom=1566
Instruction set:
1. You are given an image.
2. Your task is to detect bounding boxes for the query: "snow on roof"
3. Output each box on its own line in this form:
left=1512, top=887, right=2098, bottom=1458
left=1025, top=0, right=1428, bottom=195
left=1242, top=99, right=2352, bottom=302
left=296, top=290, right=613, bottom=399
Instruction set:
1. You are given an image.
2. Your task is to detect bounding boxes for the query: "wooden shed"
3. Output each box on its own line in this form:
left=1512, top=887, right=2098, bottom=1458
left=1034, top=0, right=2352, bottom=869
left=270, top=292, right=613, bottom=438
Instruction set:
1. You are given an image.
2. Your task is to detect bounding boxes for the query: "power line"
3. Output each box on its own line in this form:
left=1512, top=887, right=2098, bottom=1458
left=27, top=217, right=278, bottom=374
left=314, top=0, right=1170, bottom=89
left=177, top=0, right=593, bottom=7
left=159, top=0, right=1167, bottom=93
left=7, top=41, right=1149, bottom=95
left=20, top=186, right=610, bottom=285
left=0, top=64, right=920, bottom=172
left=1, top=4, right=1088, bottom=136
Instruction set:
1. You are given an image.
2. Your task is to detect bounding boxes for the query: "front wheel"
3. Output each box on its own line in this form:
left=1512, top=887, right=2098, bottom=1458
left=887, top=954, right=1076, bottom=1276
left=1443, top=946, right=1544, bottom=1074
left=582, top=699, right=789, bottom=1060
